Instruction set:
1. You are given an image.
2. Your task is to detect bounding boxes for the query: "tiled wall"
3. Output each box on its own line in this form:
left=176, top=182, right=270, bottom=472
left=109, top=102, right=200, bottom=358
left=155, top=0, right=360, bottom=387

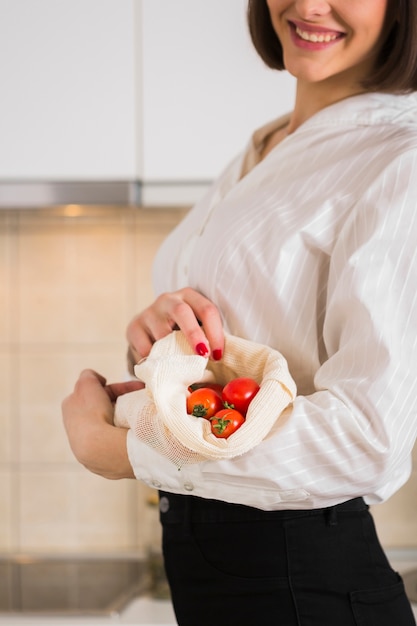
left=0, top=205, right=416, bottom=556
left=0, top=206, right=187, bottom=556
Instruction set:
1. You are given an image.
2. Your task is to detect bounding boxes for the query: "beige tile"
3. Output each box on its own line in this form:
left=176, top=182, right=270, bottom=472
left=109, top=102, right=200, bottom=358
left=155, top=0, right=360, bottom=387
left=18, top=221, right=131, bottom=344
left=129, top=214, right=186, bottom=314
left=0, top=353, right=14, bottom=464
left=17, top=206, right=137, bottom=227
left=75, top=471, right=139, bottom=551
left=19, top=350, right=84, bottom=465
left=126, top=482, right=162, bottom=556
left=0, top=228, right=14, bottom=344
left=0, top=469, right=13, bottom=551
left=0, top=237, right=8, bottom=343
left=19, top=466, right=147, bottom=553
left=135, top=208, right=189, bottom=230
left=4, top=209, right=192, bottom=552
left=19, top=347, right=131, bottom=464
left=135, top=485, right=162, bottom=554
left=372, top=471, right=417, bottom=548
left=65, top=345, right=132, bottom=383
left=19, top=469, right=79, bottom=552
left=133, top=234, right=165, bottom=308
left=3, top=207, right=189, bottom=556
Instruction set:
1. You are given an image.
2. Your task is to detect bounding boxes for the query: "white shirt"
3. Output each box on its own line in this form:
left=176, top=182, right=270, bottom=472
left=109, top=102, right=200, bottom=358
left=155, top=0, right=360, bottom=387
left=127, top=92, right=417, bottom=510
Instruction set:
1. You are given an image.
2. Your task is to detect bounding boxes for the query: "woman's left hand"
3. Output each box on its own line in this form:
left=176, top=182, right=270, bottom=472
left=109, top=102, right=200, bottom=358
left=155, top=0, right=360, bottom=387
left=62, top=369, right=144, bottom=479
left=126, top=287, right=225, bottom=370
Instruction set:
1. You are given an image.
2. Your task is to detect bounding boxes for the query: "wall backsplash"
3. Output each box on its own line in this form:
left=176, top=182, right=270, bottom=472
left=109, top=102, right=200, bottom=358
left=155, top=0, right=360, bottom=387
left=0, top=205, right=416, bottom=555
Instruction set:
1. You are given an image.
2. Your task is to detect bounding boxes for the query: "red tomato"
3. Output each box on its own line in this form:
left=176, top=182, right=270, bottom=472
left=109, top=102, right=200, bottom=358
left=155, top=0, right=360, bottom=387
left=187, top=387, right=224, bottom=419
left=187, top=381, right=224, bottom=395
left=210, top=408, right=245, bottom=438
left=222, top=377, right=260, bottom=416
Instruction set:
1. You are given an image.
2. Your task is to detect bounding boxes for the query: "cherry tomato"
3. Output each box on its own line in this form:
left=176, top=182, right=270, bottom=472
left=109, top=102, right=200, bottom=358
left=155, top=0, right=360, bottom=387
left=187, top=387, right=224, bottom=419
left=187, top=381, right=224, bottom=395
left=210, top=408, right=245, bottom=438
left=222, top=377, right=260, bottom=416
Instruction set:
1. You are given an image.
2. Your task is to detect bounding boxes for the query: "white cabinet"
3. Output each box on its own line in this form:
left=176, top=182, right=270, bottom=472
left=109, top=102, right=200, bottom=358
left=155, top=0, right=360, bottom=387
left=0, top=0, right=138, bottom=180
left=0, top=0, right=295, bottom=205
left=141, top=0, right=295, bottom=180
left=140, top=0, right=295, bottom=204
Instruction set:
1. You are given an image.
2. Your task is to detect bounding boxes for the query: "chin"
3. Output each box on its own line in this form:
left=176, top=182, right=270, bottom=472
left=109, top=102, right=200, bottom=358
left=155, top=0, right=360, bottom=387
left=285, top=65, right=329, bottom=83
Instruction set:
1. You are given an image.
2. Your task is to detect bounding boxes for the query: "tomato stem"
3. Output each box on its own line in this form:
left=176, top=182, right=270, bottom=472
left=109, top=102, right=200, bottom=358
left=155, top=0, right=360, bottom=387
left=191, top=404, right=208, bottom=418
left=210, top=417, right=231, bottom=434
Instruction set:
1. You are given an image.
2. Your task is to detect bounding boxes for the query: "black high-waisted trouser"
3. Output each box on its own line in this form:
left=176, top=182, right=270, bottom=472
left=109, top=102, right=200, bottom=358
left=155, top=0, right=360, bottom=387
left=158, top=491, right=415, bottom=626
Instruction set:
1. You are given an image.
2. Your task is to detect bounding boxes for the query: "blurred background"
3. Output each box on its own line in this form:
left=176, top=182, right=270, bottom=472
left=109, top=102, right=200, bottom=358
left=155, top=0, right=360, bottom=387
left=0, top=0, right=416, bottom=568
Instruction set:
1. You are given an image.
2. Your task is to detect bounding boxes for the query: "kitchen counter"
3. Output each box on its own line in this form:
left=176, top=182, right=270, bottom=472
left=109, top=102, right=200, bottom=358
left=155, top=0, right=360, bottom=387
left=0, top=596, right=177, bottom=626
left=2, top=551, right=417, bottom=625
left=0, top=554, right=176, bottom=625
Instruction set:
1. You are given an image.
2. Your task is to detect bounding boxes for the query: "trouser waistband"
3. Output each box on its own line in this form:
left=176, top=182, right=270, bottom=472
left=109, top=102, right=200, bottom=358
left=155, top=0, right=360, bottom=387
left=158, top=492, right=368, bottom=525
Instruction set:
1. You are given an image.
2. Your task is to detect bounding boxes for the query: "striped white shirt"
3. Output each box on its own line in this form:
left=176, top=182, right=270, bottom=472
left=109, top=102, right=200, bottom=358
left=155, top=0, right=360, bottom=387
left=128, top=91, right=417, bottom=510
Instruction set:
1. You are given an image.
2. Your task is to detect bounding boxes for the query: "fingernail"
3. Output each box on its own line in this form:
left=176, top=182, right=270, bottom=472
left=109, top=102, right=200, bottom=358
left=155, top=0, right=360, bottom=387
left=195, top=343, right=209, bottom=357
left=212, top=349, right=222, bottom=361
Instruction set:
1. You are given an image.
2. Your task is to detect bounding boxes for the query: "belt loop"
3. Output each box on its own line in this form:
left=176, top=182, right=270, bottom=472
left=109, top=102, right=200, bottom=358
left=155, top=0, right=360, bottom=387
left=326, top=506, right=338, bottom=526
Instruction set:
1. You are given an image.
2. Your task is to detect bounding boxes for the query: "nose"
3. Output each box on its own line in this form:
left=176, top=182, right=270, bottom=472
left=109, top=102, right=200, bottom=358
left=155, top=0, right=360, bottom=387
left=294, top=0, right=331, bottom=19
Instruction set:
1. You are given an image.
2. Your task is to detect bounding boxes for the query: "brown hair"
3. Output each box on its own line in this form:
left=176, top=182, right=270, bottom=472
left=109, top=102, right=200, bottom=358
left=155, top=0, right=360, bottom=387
left=247, top=0, right=417, bottom=93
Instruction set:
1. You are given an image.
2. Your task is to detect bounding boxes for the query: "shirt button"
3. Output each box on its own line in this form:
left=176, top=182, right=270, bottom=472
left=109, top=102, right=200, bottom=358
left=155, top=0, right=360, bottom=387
left=183, top=482, right=194, bottom=492
left=151, top=479, right=162, bottom=489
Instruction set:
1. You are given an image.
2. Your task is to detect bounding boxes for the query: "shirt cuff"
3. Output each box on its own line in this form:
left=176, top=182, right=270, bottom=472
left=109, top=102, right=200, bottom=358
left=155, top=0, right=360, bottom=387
left=126, top=430, right=311, bottom=510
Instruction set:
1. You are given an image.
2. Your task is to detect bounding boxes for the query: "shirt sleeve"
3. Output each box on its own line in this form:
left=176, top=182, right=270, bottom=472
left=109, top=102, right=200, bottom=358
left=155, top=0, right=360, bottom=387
left=127, top=149, right=417, bottom=510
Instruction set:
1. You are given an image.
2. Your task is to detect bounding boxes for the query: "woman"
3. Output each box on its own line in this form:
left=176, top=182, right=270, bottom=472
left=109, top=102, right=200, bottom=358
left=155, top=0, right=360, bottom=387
left=63, top=1, right=417, bottom=623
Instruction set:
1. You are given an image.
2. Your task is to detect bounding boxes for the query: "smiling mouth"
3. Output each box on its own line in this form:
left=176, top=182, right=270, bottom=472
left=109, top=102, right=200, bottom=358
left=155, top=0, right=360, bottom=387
left=290, top=22, right=345, bottom=44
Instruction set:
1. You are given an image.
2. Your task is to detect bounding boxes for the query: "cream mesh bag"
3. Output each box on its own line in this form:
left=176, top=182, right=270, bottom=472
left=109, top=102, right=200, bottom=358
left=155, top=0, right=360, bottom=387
left=114, top=331, right=296, bottom=467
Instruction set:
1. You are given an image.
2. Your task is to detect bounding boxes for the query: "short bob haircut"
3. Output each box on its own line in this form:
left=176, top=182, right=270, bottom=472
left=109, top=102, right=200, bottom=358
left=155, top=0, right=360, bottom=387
left=247, top=0, right=417, bottom=93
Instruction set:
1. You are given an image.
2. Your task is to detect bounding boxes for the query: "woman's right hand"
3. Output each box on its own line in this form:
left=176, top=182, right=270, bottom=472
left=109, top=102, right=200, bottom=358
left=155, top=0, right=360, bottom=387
left=62, top=369, right=144, bottom=479
left=126, top=287, right=224, bottom=370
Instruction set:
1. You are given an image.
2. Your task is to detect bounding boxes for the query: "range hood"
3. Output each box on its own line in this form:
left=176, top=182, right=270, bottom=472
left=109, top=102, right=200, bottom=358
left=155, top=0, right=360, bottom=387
left=0, top=180, right=210, bottom=208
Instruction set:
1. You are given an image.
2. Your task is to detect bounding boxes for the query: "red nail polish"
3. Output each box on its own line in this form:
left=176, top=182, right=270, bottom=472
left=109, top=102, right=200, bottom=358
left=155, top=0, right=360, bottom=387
left=196, top=343, right=209, bottom=356
left=212, top=349, right=222, bottom=361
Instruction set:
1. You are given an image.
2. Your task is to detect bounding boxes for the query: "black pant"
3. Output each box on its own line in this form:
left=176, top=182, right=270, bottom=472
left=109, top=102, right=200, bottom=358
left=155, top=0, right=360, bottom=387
left=159, top=492, right=416, bottom=626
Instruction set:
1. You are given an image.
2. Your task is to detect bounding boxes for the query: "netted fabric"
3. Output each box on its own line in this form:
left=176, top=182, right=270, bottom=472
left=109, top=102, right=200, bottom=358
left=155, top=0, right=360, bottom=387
left=114, top=331, right=296, bottom=467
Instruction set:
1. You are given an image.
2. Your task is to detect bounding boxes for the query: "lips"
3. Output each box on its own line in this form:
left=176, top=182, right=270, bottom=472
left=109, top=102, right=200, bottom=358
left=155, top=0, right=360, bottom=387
left=289, top=20, right=346, bottom=46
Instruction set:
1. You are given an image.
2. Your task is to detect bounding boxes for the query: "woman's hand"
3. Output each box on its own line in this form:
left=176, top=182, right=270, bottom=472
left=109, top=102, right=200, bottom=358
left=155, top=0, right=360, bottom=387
left=126, top=287, right=224, bottom=369
left=62, top=369, right=144, bottom=479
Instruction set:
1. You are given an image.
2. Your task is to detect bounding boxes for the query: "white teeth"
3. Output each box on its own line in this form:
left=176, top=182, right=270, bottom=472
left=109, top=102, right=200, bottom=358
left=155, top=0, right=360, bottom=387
left=296, top=26, right=338, bottom=43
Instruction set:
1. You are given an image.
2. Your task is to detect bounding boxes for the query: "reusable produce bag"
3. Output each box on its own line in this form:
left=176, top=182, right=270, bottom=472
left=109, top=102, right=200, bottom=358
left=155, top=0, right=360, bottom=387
left=114, top=331, right=296, bottom=467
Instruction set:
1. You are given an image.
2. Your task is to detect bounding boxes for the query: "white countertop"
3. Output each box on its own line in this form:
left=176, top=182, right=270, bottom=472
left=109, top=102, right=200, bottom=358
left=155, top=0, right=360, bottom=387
left=2, top=552, right=417, bottom=625
left=0, top=597, right=177, bottom=626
